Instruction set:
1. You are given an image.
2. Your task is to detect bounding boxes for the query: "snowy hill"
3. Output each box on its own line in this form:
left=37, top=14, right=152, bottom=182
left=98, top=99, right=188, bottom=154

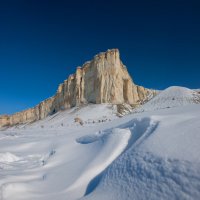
left=137, top=86, right=200, bottom=112
left=3, top=104, right=118, bottom=131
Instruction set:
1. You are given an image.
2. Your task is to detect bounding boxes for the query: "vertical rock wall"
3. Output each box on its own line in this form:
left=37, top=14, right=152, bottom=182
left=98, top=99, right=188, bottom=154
left=0, top=49, right=156, bottom=127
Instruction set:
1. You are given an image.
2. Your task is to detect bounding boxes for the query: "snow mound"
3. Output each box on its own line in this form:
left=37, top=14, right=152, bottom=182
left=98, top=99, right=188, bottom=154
left=65, top=128, right=131, bottom=199
left=137, top=86, right=200, bottom=112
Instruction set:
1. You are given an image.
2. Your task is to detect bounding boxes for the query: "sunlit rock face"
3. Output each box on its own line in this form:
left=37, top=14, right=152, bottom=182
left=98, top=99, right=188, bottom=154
left=0, top=49, right=156, bottom=127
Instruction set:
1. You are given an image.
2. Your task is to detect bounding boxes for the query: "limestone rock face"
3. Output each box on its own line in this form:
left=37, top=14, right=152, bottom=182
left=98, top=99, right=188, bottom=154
left=0, top=49, right=156, bottom=128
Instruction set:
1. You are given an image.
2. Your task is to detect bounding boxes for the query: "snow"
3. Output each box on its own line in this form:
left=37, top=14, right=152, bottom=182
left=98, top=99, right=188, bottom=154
left=82, top=105, right=200, bottom=200
left=0, top=88, right=200, bottom=200
left=136, top=86, right=200, bottom=112
left=0, top=152, right=21, bottom=163
left=65, top=128, right=131, bottom=199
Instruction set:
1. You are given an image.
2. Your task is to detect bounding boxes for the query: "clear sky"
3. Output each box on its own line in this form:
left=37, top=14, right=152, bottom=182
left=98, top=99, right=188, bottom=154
left=0, top=0, right=200, bottom=114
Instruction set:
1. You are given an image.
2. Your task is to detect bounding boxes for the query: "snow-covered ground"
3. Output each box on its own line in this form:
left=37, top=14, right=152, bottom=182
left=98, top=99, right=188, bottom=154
left=0, top=87, right=200, bottom=200
left=136, top=86, right=200, bottom=112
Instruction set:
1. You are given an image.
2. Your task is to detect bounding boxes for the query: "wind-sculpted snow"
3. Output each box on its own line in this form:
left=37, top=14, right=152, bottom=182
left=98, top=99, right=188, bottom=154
left=0, top=153, right=21, bottom=169
left=83, top=150, right=200, bottom=200
left=82, top=105, right=200, bottom=200
left=76, top=131, right=106, bottom=144
left=81, top=117, right=159, bottom=199
left=0, top=104, right=200, bottom=200
left=118, top=117, right=159, bottom=150
left=65, top=128, right=131, bottom=199
left=0, top=152, right=55, bottom=172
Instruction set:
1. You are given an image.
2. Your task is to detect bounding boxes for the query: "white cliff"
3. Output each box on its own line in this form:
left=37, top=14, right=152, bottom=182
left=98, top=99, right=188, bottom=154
left=0, top=49, right=156, bottom=127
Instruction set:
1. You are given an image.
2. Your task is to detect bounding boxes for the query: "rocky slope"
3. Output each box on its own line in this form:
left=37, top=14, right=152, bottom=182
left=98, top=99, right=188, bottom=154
left=0, top=49, right=156, bottom=128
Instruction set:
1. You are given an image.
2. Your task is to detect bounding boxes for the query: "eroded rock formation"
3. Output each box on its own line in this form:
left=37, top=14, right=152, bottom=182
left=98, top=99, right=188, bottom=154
left=0, top=49, right=156, bottom=127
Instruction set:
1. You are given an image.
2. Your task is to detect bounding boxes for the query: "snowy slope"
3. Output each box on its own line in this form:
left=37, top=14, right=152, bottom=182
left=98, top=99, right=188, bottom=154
left=4, top=104, right=118, bottom=131
left=0, top=93, right=200, bottom=200
left=82, top=105, right=200, bottom=200
left=136, top=86, right=200, bottom=112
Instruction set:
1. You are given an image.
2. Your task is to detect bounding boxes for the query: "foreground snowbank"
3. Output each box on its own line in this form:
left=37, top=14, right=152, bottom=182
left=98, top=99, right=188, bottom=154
left=83, top=105, right=200, bottom=200
left=0, top=104, right=200, bottom=200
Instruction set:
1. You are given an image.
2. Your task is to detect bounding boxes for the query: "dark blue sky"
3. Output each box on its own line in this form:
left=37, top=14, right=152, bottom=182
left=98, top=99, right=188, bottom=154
left=0, top=0, right=200, bottom=114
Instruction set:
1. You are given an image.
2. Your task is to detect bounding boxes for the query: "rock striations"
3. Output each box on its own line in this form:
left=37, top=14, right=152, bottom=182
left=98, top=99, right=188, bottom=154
left=0, top=49, right=156, bottom=127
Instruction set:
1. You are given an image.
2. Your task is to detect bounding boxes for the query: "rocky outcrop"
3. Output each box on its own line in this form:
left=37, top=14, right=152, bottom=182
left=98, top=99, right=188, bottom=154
left=0, top=49, right=157, bottom=128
